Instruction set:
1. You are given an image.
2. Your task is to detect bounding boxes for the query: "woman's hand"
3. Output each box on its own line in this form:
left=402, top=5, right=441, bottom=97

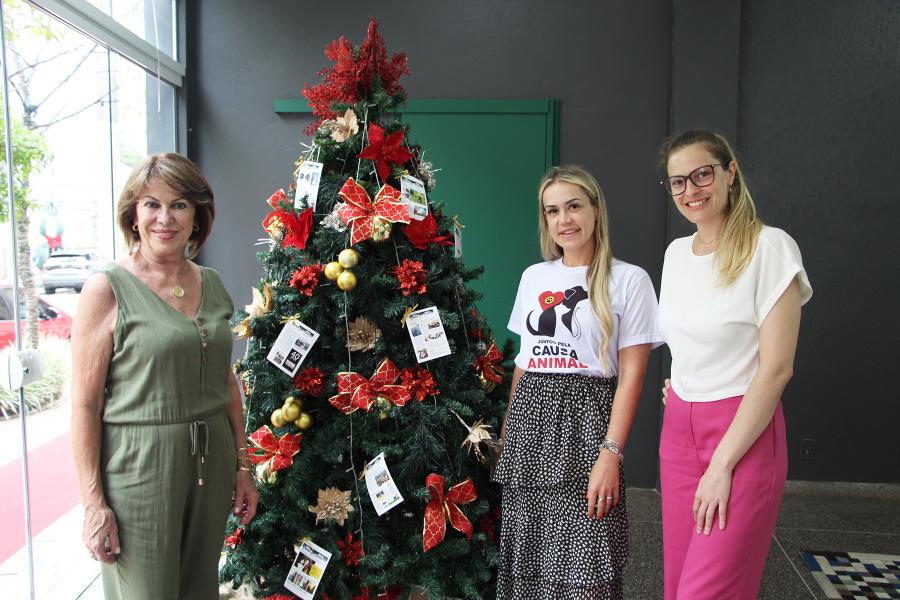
left=586, top=450, right=620, bottom=520
left=692, top=462, right=733, bottom=534
left=83, top=503, right=120, bottom=563
left=661, top=378, right=671, bottom=405
left=233, top=470, right=259, bottom=525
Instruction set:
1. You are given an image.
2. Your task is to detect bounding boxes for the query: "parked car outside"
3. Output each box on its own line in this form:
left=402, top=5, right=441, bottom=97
left=41, top=251, right=99, bottom=293
left=0, top=284, right=73, bottom=348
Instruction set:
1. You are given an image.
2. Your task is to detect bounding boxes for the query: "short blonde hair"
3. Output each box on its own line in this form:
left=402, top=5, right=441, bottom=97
left=117, top=153, right=215, bottom=258
left=537, top=165, right=614, bottom=367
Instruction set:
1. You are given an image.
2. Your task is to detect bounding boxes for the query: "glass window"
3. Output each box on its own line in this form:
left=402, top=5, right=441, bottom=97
left=0, top=1, right=179, bottom=597
left=85, top=0, right=177, bottom=60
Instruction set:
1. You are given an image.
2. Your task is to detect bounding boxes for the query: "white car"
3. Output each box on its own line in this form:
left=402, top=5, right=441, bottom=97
left=41, top=251, right=99, bottom=294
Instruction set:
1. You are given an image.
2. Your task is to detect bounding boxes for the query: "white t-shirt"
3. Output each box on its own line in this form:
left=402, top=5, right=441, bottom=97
left=509, top=258, right=663, bottom=378
left=658, top=226, right=813, bottom=402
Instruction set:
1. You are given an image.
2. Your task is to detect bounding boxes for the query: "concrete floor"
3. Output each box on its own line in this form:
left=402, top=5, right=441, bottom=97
left=4, top=482, right=898, bottom=598
left=624, top=483, right=900, bottom=599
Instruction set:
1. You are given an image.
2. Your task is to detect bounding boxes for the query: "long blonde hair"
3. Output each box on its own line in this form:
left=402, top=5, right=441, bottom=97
left=660, top=130, right=762, bottom=285
left=537, top=165, right=614, bottom=365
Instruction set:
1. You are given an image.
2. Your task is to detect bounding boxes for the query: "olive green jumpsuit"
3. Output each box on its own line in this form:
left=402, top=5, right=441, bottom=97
left=98, top=264, right=237, bottom=600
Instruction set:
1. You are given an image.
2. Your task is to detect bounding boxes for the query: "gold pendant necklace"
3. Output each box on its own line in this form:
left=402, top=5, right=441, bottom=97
left=172, top=260, right=188, bottom=298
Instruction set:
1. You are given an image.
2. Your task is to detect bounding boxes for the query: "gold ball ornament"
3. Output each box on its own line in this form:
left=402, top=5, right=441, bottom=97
left=324, top=261, right=344, bottom=280
left=338, top=248, right=360, bottom=268
left=479, top=373, right=498, bottom=393
left=295, top=412, right=313, bottom=430
left=281, top=401, right=301, bottom=422
left=370, top=216, right=392, bottom=242
left=375, top=396, right=391, bottom=421
left=270, top=408, right=287, bottom=428
left=336, top=270, right=358, bottom=291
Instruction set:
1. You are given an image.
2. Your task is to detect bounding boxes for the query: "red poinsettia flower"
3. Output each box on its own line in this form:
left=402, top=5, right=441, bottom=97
left=289, top=264, right=324, bottom=297
left=393, top=259, right=427, bottom=296
left=402, top=213, right=454, bottom=250
left=357, top=123, right=414, bottom=182
left=262, top=207, right=314, bottom=250
left=400, top=367, right=440, bottom=401
left=352, top=589, right=370, bottom=600
left=294, top=367, right=325, bottom=397
left=336, top=532, right=364, bottom=566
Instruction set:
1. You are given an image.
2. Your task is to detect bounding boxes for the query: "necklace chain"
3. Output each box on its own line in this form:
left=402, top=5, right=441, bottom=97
left=172, top=260, right=188, bottom=298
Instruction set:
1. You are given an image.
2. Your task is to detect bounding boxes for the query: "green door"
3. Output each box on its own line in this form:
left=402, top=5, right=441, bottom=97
left=275, top=98, right=559, bottom=348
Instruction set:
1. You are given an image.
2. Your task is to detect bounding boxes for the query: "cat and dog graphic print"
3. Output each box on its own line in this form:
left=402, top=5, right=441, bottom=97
left=509, top=259, right=662, bottom=377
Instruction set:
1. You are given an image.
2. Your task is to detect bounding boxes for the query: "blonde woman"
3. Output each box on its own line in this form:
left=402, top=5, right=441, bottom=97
left=657, top=130, right=812, bottom=599
left=494, top=165, right=662, bottom=599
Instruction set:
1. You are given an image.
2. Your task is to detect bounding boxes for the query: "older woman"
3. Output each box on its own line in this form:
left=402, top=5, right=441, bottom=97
left=70, top=153, right=258, bottom=600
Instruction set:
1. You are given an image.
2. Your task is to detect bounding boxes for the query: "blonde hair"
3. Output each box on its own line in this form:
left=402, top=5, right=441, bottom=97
left=117, top=153, right=215, bottom=259
left=537, top=165, right=614, bottom=366
left=660, top=130, right=762, bottom=285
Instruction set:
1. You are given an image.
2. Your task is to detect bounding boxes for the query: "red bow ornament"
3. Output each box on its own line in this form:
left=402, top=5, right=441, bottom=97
left=247, top=426, right=302, bottom=474
left=474, top=342, right=505, bottom=385
left=402, top=213, right=454, bottom=250
left=422, top=473, right=477, bottom=552
left=224, top=527, right=244, bottom=548
left=357, top=122, right=414, bottom=182
left=328, top=358, right=411, bottom=414
left=337, top=178, right=410, bottom=244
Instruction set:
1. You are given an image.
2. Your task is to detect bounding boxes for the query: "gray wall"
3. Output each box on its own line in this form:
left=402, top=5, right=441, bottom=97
left=190, top=0, right=672, bottom=486
left=189, top=1, right=900, bottom=486
left=737, top=0, right=900, bottom=482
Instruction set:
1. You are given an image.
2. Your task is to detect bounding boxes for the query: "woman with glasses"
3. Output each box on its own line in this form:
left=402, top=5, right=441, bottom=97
left=656, top=130, right=812, bottom=599
left=494, top=165, right=662, bottom=599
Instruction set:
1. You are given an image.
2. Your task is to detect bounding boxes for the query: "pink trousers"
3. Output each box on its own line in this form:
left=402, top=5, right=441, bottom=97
left=659, top=389, right=787, bottom=600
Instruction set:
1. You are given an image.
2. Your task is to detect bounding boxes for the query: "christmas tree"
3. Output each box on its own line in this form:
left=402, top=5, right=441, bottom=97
left=220, top=19, right=509, bottom=600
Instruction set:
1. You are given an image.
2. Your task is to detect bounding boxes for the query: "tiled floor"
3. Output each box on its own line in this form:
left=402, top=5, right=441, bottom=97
left=625, top=482, right=900, bottom=599
left=3, top=483, right=898, bottom=598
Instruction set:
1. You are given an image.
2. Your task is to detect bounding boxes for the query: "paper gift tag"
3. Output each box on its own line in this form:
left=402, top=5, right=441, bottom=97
left=364, top=452, right=404, bottom=515
left=284, top=539, right=332, bottom=600
left=295, top=161, right=324, bottom=211
left=400, top=174, right=429, bottom=221
left=266, top=319, right=320, bottom=377
left=405, top=306, right=452, bottom=363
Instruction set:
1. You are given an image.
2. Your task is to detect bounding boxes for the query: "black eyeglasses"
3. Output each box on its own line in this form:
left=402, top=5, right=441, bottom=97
left=660, top=163, right=728, bottom=195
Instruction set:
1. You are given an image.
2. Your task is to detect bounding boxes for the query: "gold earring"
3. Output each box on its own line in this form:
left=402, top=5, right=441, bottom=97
left=132, top=223, right=139, bottom=232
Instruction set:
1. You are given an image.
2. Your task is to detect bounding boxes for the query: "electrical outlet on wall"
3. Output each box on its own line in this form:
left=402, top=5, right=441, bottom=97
left=800, top=438, right=817, bottom=461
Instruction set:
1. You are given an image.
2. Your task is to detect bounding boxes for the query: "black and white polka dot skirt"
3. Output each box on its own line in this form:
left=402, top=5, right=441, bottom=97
left=493, top=371, right=626, bottom=600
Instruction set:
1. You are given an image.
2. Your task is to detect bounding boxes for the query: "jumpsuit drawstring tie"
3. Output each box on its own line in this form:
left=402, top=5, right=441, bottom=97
left=190, top=420, right=209, bottom=486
